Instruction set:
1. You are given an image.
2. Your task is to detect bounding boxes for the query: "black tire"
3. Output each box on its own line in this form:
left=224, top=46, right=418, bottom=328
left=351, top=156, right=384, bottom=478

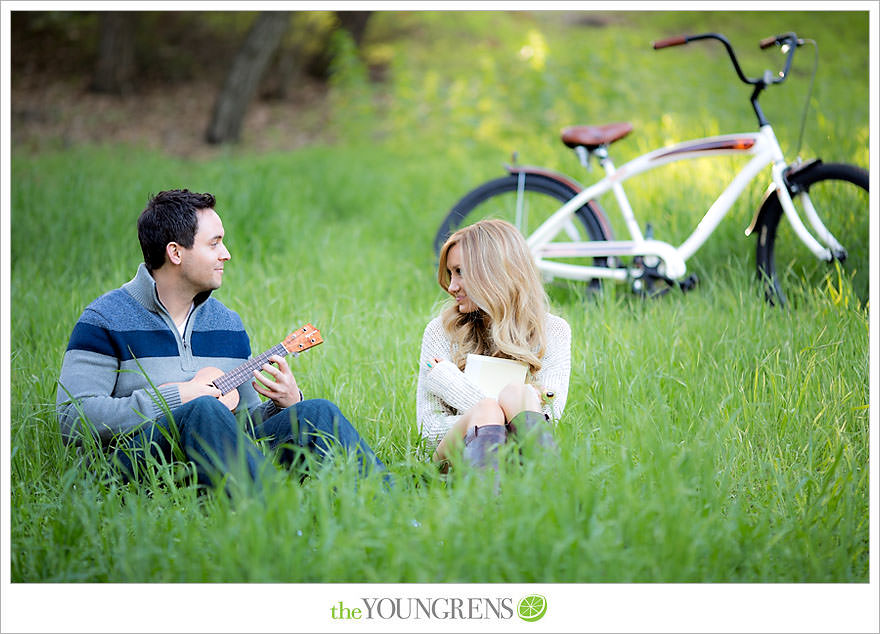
left=754, top=162, right=869, bottom=307
left=434, top=174, right=612, bottom=284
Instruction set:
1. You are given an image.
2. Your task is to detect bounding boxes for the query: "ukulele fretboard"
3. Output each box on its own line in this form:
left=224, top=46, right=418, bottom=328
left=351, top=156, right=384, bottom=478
left=212, top=342, right=293, bottom=395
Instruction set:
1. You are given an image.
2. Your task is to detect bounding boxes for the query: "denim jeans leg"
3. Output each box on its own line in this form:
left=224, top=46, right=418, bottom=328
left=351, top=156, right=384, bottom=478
left=111, top=419, right=173, bottom=484
left=113, top=396, right=266, bottom=488
left=254, top=398, right=388, bottom=480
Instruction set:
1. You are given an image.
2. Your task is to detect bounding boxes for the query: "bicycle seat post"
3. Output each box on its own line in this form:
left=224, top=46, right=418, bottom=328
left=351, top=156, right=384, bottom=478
left=591, top=144, right=643, bottom=244
left=591, top=146, right=613, bottom=176
left=574, top=145, right=591, bottom=171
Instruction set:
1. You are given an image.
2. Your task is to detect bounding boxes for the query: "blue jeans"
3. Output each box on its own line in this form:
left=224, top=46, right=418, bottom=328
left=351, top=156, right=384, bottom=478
left=112, top=396, right=388, bottom=489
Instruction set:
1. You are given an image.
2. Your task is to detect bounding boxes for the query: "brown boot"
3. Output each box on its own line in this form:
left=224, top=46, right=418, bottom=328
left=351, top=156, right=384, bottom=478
left=506, top=410, right=557, bottom=451
left=462, top=424, right=508, bottom=470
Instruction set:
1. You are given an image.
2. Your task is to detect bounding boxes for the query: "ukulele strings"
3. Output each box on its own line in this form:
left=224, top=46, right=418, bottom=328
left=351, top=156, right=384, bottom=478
left=213, top=342, right=292, bottom=394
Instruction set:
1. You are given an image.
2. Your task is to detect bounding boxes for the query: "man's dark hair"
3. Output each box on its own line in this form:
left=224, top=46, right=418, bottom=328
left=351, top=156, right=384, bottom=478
left=137, top=189, right=217, bottom=271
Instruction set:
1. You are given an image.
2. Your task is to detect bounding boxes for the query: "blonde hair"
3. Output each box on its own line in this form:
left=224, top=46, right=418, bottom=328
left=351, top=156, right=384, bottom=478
left=437, top=219, right=548, bottom=376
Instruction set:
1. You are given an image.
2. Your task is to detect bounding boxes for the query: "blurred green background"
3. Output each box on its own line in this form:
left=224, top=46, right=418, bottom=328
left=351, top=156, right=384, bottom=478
left=6, top=8, right=873, bottom=606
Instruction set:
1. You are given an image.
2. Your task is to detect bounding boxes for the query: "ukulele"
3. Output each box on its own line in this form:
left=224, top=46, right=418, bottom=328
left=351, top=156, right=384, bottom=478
left=170, top=323, right=323, bottom=411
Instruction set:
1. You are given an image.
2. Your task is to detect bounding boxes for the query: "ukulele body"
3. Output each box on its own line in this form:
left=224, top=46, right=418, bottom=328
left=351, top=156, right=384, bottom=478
left=190, top=366, right=240, bottom=411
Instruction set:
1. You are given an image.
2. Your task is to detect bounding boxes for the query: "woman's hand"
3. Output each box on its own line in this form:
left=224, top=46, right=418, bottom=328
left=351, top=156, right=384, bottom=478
left=535, top=385, right=556, bottom=405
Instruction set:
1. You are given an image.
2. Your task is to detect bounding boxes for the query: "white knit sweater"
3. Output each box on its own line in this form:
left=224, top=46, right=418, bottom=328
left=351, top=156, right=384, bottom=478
left=416, top=313, right=571, bottom=444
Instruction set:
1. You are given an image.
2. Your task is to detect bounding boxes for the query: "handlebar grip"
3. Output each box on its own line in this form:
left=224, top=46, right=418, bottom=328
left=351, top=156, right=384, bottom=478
left=653, top=35, right=688, bottom=49
left=760, top=33, right=800, bottom=49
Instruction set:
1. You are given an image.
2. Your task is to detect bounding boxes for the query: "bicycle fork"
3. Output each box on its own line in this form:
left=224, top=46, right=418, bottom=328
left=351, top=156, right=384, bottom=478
left=768, top=160, right=842, bottom=261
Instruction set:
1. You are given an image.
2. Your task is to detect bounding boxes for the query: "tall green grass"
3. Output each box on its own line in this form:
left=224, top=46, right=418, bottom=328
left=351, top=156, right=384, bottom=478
left=9, top=11, right=869, bottom=584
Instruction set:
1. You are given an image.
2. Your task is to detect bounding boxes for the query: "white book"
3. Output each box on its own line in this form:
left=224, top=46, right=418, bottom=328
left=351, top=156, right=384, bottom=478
left=463, top=353, right=528, bottom=399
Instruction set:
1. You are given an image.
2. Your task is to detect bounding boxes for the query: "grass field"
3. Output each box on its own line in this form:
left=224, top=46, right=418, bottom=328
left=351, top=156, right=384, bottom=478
left=6, top=8, right=872, bottom=601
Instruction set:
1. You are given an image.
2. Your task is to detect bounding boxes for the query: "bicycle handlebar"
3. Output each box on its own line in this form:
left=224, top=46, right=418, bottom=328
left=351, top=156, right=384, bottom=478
left=652, top=31, right=803, bottom=87
left=760, top=32, right=805, bottom=50
left=652, top=35, right=688, bottom=49
left=759, top=35, right=781, bottom=49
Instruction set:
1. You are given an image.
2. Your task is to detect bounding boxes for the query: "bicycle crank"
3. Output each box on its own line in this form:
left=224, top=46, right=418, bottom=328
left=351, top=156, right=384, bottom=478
left=631, top=262, right=699, bottom=298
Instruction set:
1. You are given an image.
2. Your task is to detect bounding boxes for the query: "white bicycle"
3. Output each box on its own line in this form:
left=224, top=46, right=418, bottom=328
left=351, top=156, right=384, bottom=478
left=434, top=31, right=869, bottom=305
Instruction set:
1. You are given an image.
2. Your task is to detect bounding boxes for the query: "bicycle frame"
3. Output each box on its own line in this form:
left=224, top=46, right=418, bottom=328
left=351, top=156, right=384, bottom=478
left=525, top=123, right=838, bottom=284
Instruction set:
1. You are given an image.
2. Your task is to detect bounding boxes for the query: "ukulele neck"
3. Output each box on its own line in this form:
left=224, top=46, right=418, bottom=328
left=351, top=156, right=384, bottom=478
left=212, top=342, right=293, bottom=395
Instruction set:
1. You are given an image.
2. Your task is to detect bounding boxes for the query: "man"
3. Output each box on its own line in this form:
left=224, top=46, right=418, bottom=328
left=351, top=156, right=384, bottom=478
left=56, top=189, right=387, bottom=489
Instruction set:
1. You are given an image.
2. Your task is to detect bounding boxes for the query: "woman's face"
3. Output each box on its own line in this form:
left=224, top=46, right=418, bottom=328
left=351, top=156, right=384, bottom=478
left=446, top=244, right=479, bottom=313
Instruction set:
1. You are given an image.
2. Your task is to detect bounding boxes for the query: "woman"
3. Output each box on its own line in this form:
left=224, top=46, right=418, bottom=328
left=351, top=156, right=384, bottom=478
left=416, top=219, right=571, bottom=469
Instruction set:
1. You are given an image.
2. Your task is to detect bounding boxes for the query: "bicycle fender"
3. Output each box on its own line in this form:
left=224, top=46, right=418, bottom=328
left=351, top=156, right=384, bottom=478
left=503, top=165, right=616, bottom=240
left=504, top=164, right=585, bottom=193
left=745, top=158, right=823, bottom=236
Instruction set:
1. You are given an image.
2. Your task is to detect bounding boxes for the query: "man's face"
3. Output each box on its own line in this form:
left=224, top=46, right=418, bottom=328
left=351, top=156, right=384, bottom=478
left=178, top=208, right=230, bottom=293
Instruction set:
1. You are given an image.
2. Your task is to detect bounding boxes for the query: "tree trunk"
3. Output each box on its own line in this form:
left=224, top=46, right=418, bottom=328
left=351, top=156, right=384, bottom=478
left=205, top=12, right=290, bottom=144
left=337, top=11, right=372, bottom=47
left=305, top=11, right=372, bottom=80
left=91, top=12, right=136, bottom=95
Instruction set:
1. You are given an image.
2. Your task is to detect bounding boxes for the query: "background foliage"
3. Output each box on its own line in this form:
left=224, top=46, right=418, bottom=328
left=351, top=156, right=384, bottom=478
left=8, top=10, right=871, bottom=588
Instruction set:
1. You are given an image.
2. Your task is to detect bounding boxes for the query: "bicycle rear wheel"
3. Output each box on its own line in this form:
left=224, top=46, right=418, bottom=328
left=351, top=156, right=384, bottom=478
left=754, top=162, right=869, bottom=307
left=434, top=174, right=612, bottom=284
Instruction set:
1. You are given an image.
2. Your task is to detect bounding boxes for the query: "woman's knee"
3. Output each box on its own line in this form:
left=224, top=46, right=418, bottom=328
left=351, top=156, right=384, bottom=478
left=434, top=400, right=504, bottom=465
left=469, top=398, right=506, bottom=427
left=497, top=383, right=540, bottom=422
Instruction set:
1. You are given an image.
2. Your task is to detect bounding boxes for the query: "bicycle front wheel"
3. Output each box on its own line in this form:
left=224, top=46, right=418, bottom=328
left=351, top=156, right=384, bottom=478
left=434, top=174, right=612, bottom=282
left=754, top=162, right=869, bottom=307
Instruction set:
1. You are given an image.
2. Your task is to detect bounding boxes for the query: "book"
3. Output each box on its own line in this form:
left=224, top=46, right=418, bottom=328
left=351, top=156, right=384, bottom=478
left=463, top=353, right=528, bottom=399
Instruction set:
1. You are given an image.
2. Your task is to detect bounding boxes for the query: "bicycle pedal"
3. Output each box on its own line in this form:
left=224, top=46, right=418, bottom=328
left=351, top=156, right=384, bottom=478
left=678, top=274, right=699, bottom=292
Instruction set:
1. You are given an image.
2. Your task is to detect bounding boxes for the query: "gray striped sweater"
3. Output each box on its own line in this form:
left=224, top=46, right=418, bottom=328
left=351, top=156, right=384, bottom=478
left=55, top=263, right=279, bottom=444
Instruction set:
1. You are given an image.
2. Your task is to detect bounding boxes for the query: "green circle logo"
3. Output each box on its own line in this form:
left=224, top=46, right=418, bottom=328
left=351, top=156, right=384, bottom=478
left=517, top=594, right=547, bottom=622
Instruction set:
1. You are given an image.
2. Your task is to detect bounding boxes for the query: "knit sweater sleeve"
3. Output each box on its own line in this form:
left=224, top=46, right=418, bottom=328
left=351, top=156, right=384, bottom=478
left=535, top=314, right=572, bottom=422
left=55, top=309, right=182, bottom=444
left=416, top=317, right=488, bottom=444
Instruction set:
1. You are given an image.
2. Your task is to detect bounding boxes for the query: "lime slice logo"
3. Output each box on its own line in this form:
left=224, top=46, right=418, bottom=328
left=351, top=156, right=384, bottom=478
left=517, top=594, right=547, bottom=622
